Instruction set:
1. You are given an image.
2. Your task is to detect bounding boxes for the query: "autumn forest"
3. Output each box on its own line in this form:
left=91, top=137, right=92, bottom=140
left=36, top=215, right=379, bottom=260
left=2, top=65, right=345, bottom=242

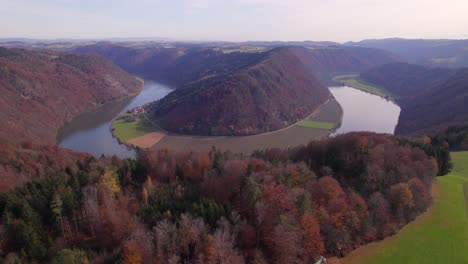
left=0, top=132, right=445, bottom=263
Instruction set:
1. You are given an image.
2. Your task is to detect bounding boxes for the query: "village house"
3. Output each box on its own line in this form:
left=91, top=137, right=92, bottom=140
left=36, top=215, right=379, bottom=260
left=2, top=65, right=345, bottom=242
left=132, top=106, right=145, bottom=115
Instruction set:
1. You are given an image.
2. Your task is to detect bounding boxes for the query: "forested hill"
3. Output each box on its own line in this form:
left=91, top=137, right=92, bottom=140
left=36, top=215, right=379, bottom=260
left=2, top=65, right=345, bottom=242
left=71, top=42, right=397, bottom=86
left=357, top=62, right=468, bottom=134
left=360, top=62, right=456, bottom=98
left=0, top=47, right=142, bottom=145
left=0, top=132, right=438, bottom=263
left=147, top=47, right=331, bottom=136
left=396, top=68, right=468, bottom=134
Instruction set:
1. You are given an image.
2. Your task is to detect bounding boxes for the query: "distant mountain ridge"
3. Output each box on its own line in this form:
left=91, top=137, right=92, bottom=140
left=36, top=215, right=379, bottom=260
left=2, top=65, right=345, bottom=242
left=71, top=42, right=398, bottom=86
left=360, top=62, right=456, bottom=97
left=0, top=47, right=142, bottom=145
left=0, top=40, right=398, bottom=85
left=346, top=38, right=468, bottom=68
left=72, top=43, right=268, bottom=87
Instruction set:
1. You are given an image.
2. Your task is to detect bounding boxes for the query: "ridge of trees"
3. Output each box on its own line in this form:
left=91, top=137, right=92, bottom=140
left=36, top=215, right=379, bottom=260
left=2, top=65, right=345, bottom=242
left=0, top=47, right=142, bottom=145
left=0, top=132, right=438, bottom=263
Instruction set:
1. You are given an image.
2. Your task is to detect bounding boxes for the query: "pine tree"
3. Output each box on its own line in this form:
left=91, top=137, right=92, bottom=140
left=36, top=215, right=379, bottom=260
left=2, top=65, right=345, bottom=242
left=51, top=192, right=65, bottom=237
left=142, top=187, right=149, bottom=204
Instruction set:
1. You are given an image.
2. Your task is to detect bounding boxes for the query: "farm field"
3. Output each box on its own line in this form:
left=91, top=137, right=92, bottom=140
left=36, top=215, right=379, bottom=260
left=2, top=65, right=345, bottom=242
left=111, top=116, right=158, bottom=142
left=127, top=132, right=166, bottom=148
left=341, top=151, right=468, bottom=264
left=333, top=74, right=393, bottom=98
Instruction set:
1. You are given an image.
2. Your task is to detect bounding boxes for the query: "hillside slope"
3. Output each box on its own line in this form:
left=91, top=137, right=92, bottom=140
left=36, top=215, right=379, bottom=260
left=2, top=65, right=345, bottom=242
left=396, top=68, right=468, bottom=134
left=147, top=47, right=332, bottom=136
left=289, top=46, right=398, bottom=84
left=73, top=43, right=397, bottom=86
left=361, top=62, right=456, bottom=97
left=0, top=143, right=90, bottom=191
left=0, top=47, right=142, bottom=145
left=346, top=38, right=468, bottom=68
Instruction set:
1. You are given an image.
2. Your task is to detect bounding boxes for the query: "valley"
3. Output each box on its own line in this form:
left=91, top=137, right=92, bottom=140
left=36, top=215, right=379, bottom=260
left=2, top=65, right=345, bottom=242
left=53, top=43, right=402, bottom=156
left=58, top=83, right=341, bottom=156
left=2, top=0, right=468, bottom=262
left=0, top=38, right=466, bottom=264
left=58, top=83, right=402, bottom=156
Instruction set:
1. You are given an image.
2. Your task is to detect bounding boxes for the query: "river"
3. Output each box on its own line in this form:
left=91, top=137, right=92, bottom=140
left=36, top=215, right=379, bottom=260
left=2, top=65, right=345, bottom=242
left=57, top=81, right=173, bottom=158
left=329, top=86, right=401, bottom=135
left=58, top=83, right=400, bottom=158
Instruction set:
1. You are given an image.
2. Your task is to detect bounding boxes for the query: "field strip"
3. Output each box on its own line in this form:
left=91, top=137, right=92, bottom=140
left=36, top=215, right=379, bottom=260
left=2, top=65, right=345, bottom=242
left=127, top=132, right=166, bottom=148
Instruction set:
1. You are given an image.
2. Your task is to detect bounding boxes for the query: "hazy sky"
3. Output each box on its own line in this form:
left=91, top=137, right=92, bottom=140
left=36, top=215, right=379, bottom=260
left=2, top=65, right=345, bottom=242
left=1, top=0, right=468, bottom=42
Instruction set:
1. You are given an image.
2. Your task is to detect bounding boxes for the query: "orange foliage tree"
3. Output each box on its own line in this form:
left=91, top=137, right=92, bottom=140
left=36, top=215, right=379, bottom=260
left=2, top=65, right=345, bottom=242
left=122, top=240, right=144, bottom=264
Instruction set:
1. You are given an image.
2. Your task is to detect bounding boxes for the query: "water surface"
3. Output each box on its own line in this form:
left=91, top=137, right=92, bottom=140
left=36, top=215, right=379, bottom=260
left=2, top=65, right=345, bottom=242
left=58, top=81, right=173, bottom=158
left=330, top=86, right=401, bottom=135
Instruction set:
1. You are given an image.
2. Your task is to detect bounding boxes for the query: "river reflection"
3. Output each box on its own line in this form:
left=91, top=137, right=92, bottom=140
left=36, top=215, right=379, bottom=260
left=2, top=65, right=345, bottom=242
left=330, top=86, right=401, bottom=135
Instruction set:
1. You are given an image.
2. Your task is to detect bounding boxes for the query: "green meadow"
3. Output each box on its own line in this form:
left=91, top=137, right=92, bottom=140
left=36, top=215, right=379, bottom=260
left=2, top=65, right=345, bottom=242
left=297, top=120, right=336, bottom=130
left=343, top=151, right=468, bottom=264
left=111, top=116, right=157, bottom=142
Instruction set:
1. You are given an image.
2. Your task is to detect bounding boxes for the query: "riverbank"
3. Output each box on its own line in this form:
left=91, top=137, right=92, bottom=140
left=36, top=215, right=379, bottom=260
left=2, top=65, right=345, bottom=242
left=329, top=86, right=400, bottom=136
left=58, top=81, right=173, bottom=158
left=57, top=77, right=145, bottom=143
left=61, top=84, right=401, bottom=158
left=333, top=74, right=394, bottom=99
left=112, top=98, right=343, bottom=153
left=110, top=114, right=164, bottom=147
left=156, top=99, right=342, bottom=153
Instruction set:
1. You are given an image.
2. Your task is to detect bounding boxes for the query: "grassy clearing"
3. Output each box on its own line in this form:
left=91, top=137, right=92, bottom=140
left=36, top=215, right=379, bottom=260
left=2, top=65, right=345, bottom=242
left=333, top=74, right=393, bottom=99
left=112, top=116, right=158, bottom=142
left=297, top=120, right=336, bottom=129
left=342, top=151, right=468, bottom=264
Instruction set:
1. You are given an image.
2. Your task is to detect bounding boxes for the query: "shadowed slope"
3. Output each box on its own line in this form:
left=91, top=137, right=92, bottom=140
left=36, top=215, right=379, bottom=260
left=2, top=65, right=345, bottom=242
left=0, top=47, right=142, bottom=145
